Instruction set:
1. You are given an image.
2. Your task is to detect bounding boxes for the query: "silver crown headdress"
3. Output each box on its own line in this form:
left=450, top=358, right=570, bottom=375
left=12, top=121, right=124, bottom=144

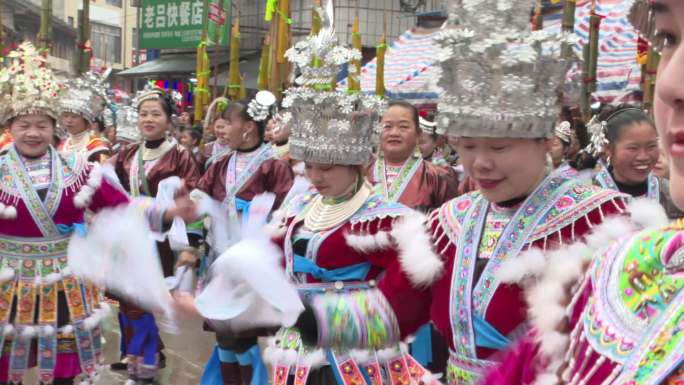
left=0, top=42, right=64, bottom=124
left=247, top=91, right=277, bottom=122
left=420, top=116, right=439, bottom=136
left=554, top=121, right=573, bottom=144
left=115, top=105, right=141, bottom=143
left=282, top=0, right=385, bottom=166
left=133, top=86, right=165, bottom=109
left=434, top=0, right=578, bottom=138
left=60, top=70, right=111, bottom=123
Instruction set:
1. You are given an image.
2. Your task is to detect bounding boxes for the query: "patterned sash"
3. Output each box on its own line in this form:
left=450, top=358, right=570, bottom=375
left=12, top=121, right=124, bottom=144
left=223, top=144, right=274, bottom=226
left=449, top=170, right=574, bottom=360
left=1, top=146, right=99, bottom=382
left=373, top=155, right=421, bottom=203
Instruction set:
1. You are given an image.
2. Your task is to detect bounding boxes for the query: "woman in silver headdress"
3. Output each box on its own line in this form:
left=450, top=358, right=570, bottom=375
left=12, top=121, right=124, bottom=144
left=483, top=1, right=684, bottom=383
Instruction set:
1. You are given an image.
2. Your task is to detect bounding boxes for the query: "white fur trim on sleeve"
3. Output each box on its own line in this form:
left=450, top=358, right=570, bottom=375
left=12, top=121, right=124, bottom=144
left=390, top=213, right=443, bottom=287
left=344, top=230, right=393, bottom=253
left=74, top=163, right=104, bottom=208
left=627, top=198, right=668, bottom=230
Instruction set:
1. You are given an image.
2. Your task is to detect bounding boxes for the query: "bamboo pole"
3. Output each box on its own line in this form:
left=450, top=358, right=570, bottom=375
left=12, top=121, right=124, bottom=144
left=311, top=0, right=321, bottom=35
left=212, top=0, right=225, bottom=98
left=582, top=0, right=601, bottom=119
left=642, top=47, right=659, bottom=112
left=273, top=0, right=290, bottom=98
left=257, top=33, right=272, bottom=90
left=348, top=3, right=361, bottom=93
left=561, top=0, right=577, bottom=59
left=38, top=0, right=52, bottom=53
left=78, top=0, right=91, bottom=74
left=227, top=12, right=241, bottom=100
left=0, top=0, right=3, bottom=58
left=376, top=11, right=387, bottom=98
left=194, top=0, right=211, bottom=125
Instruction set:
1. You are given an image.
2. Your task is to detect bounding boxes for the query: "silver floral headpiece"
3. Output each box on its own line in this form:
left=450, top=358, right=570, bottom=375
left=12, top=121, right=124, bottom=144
left=583, top=115, right=608, bottom=157
left=247, top=91, right=277, bottom=122
left=283, top=0, right=384, bottom=166
left=420, top=116, right=441, bottom=136
left=0, top=42, right=64, bottom=124
left=60, top=71, right=111, bottom=123
left=434, top=0, right=578, bottom=139
left=554, top=121, right=573, bottom=144
left=133, top=87, right=165, bottom=109
left=115, top=105, right=141, bottom=143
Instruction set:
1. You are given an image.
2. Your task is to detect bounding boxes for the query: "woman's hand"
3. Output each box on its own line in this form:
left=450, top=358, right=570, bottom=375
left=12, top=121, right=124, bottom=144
left=164, top=187, right=199, bottom=223
left=172, top=290, right=199, bottom=318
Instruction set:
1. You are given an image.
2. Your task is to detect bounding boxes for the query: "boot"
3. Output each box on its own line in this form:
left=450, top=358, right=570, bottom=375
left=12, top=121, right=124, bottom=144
left=220, top=362, right=242, bottom=385
left=238, top=364, right=253, bottom=385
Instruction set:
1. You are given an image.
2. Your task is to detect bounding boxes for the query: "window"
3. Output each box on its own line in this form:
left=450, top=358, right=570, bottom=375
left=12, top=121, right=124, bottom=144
left=106, top=0, right=122, bottom=7
left=67, top=16, right=74, bottom=27
left=90, top=23, right=122, bottom=64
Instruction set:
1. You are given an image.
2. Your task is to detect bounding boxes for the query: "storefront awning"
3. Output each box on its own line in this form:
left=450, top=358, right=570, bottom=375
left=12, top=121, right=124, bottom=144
left=116, top=54, right=230, bottom=77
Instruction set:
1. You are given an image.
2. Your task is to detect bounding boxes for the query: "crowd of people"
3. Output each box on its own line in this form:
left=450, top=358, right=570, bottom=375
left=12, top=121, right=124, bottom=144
left=0, top=0, right=681, bottom=384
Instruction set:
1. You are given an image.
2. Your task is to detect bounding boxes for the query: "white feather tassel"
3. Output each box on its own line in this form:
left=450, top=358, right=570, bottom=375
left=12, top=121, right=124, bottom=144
left=345, top=230, right=392, bottom=253
left=59, top=325, right=74, bottom=336
left=391, top=213, right=443, bottom=287
left=20, top=326, right=37, bottom=340
left=627, top=198, right=668, bottom=229
left=0, top=268, right=15, bottom=282
left=3, top=324, right=14, bottom=336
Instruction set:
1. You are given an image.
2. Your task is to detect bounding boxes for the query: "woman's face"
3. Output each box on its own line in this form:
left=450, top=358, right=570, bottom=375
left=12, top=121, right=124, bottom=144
left=264, top=118, right=275, bottom=142
left=548, top=136, right=566, bottom=167
left=179, top=131, right=197, bottom=149
left=605, top=121, right=659, bottom=185
left=10, top=114, right=55, bottom=158
left=213, top=118, right=230, bottom=145
left=456, top=137, right=550, bottom=203
left=224, top=109, right=255, bottom=150
left=305, top=162, right=359, bottom=198
left=380, top=105, right=420, bottom=163
left=418, top=132, right=437, bottom=158
left=653, top=0, right=684, bottom=209
left=138, top=100, right=169, bottom=141
left=61, top=112, right=89, bottom=135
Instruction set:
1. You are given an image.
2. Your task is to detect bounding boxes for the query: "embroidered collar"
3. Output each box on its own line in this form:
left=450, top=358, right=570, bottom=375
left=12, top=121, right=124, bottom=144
left=63, top=130, right=92, bottom=153
left=142, top=138, right=175, bottom=161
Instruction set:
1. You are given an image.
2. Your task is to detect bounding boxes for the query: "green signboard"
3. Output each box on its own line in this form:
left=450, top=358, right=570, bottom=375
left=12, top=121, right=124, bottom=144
left=140, top=0, right=230, bottom=49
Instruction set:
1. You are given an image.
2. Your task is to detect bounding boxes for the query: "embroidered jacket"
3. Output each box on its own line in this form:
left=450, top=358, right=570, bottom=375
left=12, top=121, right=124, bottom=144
left=0, top=145, right=164, bottom=384
left=483, top=218, right=684, bottom=385
left=367, top=156, right=458, bottom=212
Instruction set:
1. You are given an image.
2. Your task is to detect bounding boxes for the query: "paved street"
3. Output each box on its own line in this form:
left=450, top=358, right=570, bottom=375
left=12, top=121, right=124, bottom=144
left=21, top=313, right=215, bottom=385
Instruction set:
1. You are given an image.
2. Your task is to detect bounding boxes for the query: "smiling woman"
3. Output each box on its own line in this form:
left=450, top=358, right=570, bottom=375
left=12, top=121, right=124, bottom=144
left=584, top=104, right=683, bottom=218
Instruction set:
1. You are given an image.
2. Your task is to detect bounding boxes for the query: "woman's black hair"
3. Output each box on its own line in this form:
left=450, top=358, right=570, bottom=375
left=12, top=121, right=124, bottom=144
left=183, top=126, right=202, bottom=145
left=387, top=100, right=420, bottom=132
left=220, top=99, right=271, bottom=142
left=138, top=92, right=177, bottom=120
left=571, top=104, right=655, bottom=170
left=599, top=104, right=654, bottom=144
